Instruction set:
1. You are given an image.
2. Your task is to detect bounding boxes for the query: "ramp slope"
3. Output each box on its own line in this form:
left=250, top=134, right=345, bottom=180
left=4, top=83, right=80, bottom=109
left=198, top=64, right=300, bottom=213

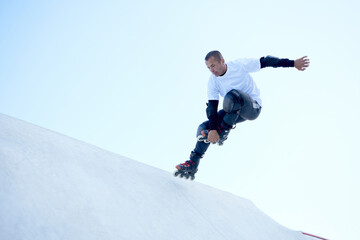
left=0, top=113, right=313, bottom=240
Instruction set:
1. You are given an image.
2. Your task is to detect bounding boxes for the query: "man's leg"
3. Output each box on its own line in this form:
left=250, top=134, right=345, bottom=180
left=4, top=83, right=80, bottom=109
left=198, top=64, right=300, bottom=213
left=222, top=89, right=261, bottom=128
left=188, top=110, right=227, bottom=166
left=208, top=89, right=262, bottom=145
left=176, top=119, right=213, bottom=175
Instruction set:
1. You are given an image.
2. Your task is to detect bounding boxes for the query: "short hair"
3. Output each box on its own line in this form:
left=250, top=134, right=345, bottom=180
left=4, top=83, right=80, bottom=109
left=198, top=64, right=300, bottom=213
left=205, top=50, right=223, bottom=62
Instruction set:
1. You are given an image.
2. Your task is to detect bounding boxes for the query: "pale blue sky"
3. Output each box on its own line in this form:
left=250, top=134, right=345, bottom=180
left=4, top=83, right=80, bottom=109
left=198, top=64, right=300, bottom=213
left=1, top=0, right=359, bottom=239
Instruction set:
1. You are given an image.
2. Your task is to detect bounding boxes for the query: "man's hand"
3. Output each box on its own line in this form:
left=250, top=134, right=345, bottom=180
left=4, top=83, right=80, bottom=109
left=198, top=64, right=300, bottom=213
left=294, top=56, right=310, bottom=71
left=207, top=130, right=220, bottom=143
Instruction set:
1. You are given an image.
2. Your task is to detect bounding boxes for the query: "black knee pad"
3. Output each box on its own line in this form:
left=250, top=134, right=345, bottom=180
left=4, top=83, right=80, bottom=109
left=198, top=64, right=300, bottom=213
left=223, top=89, right=243, bottom=113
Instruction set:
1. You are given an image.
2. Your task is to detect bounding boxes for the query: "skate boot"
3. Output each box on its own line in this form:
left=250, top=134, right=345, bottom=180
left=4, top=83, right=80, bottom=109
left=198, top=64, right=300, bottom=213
left=217, top=128, right=231, bottom=146
left=174, top=158, right=199, bottom=180
left=197, top=128, right=231, bottom=146
left=197, top=130, right=210, bottom=143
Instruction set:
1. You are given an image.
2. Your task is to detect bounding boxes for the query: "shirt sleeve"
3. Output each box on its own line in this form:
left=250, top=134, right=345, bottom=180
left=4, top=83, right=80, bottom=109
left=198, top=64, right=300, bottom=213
left=207, top=77, right=219, bottom=100
left=236, top=58, right=261, bottom=73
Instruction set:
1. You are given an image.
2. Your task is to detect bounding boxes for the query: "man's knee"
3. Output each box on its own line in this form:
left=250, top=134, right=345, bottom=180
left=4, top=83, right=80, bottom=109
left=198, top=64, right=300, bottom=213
left=223, top=89, right=243, bottom=113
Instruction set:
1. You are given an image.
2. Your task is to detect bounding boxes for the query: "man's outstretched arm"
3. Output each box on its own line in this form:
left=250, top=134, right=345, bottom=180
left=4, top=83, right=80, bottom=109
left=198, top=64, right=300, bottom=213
left=260, top=56, right=310, bottom=71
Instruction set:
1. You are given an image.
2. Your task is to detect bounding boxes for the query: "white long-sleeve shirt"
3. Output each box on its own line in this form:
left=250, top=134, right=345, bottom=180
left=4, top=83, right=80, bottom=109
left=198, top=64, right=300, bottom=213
left=207, top=58, right=262, bottom=106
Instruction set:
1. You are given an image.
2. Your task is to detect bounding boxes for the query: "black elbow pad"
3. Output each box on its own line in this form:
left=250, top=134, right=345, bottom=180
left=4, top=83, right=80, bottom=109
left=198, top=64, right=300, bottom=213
left=206, top=100, right=218, bottom=119
left=260, top=55, right=294, bottom=68
left=206, top=100, right=219, bottom=130
left=260, top=56, right=280, bottom=68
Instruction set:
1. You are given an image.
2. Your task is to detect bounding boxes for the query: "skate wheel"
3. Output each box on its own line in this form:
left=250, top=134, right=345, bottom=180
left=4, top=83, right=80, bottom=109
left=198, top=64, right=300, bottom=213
left=185, top=174, right=190, bottom=179
left=190, top=175, right=195, bottom=180
left=174, top=171, right=180, bottom=177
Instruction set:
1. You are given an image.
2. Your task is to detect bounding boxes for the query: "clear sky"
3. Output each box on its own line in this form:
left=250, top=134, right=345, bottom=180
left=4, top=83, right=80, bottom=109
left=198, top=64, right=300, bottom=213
left=1, top=0, right=359, bottom=239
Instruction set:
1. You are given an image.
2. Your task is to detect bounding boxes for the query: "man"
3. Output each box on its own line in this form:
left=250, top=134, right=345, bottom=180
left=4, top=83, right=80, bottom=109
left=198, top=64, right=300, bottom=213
left=175, top=51, right=310, bottom=180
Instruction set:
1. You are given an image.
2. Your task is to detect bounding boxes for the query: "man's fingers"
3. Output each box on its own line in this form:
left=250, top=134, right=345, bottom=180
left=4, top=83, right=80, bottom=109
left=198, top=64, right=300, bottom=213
left=207, top=131, right=220, bottom=143
left=296, top=56, right=310, bottom=71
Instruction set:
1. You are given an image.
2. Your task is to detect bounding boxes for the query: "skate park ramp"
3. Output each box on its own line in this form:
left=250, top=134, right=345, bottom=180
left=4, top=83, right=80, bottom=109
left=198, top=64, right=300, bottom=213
left=0, top=113, right=319, bottom=240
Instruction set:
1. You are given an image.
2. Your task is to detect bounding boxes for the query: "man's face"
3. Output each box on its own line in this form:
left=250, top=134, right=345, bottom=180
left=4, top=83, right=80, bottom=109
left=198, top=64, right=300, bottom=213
left=205, top=56, right=226, bottom=77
